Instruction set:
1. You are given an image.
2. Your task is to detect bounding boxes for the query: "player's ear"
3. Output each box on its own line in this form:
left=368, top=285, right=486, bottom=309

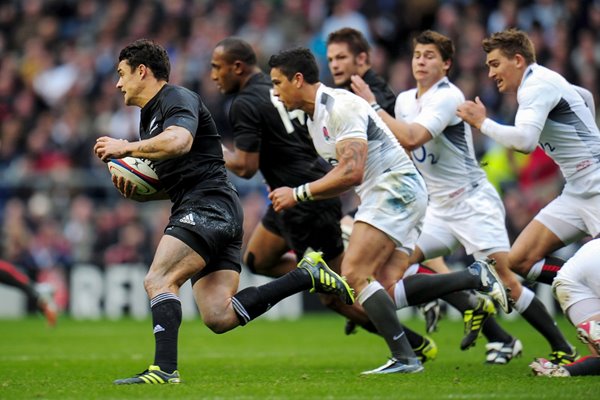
left=233, top=60, right=244, bottom=75
left=293, top=72, right=304, bottom=87
left=514, top=53, right=526, bottom=69
left=356, top=51, right=368, bottom=66
left=138, top=64, right=150, bottom=79
left=443, top=59, right=451, bottom=74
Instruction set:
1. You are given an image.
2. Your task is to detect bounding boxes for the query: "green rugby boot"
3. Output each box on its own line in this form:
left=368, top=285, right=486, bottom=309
left=298, top=251, right=355, bottom=305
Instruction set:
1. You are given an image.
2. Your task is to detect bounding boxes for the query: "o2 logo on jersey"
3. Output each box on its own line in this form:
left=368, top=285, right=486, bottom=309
left=412, top=146, right=438, bottom=164
left=269, top=89, right=306, bottom=134
left=540, top=141, right=556, bottom=152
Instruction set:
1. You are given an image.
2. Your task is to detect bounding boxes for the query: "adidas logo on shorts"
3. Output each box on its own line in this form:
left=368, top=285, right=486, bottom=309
left=179, top=213, right=195, bottom=226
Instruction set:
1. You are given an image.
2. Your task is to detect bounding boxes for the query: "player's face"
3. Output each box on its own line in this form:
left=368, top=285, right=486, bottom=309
left=210, top=47, right=238, bottom=94
left=486, top=49, right=523, bottom=94
left=412, top=43, right=449, bottom=88
left=327, top=42, right=360, bottom=87
left=270, top=68, right=300, bottom=111
left=116, top=60, right=144, bottom=107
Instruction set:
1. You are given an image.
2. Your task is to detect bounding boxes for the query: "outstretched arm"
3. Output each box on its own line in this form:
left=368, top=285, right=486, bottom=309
left=457, top=97, right=540, bottom=153
left=350, top=75, right=431, bottom=150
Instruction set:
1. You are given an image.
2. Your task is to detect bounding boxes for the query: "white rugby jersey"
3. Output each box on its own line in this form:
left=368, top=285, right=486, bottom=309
left=517, top=64, right=600, bottom=181
left=307, top=84, right=417, bottom=198
left=395, top=77, right=487, bottom=202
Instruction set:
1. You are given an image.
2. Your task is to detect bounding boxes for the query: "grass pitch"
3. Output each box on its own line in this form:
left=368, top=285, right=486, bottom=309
left=0, top=313, right=597, bottom=399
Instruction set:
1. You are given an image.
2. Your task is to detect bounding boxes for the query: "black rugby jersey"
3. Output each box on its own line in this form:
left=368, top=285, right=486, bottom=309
left=139, top=84, right=230, bottom=201
left=357, top=69, right=397, bottom=117
left=229, top=72, right=329, bottom=189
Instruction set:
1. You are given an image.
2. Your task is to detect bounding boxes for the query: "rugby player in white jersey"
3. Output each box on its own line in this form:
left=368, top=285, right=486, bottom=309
left=267, top=47, right=508, bottom=374
left=458, top=28, right=600, bottom=363
left=345, top=29, right=519, bottom=363
left=530, top=238, right=600, bottom=376
left=352, top=29, right=574, bottom=365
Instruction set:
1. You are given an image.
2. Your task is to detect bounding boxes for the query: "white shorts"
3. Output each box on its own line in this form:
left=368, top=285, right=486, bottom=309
left=417, top=180, right=510, bottom=259
left=355, top=171, right=427, bottom=254
left=535, top=178, right=600, bottom=243
left=553, top=239, right=600, bottom=324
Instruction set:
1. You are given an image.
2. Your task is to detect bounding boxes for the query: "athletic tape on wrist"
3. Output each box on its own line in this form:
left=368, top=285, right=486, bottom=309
left=294, top=183, right=314, bottom=202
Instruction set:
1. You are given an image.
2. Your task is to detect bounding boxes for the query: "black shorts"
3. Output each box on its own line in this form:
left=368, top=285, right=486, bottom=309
left=165, top=187, right=244, bottom=284
left=262, top=198, right=344, bottom=262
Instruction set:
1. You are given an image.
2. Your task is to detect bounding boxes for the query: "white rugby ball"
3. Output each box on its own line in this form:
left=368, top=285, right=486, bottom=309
left=107, top=157, right=161, bottom=195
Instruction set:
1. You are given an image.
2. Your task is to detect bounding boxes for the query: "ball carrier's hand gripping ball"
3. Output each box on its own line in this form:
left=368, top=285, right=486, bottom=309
left=107, top=157, right=161, bottom=195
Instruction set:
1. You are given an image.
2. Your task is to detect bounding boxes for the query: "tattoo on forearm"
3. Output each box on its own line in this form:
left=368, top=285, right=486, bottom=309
left=338, top=140, right=366, bottom=175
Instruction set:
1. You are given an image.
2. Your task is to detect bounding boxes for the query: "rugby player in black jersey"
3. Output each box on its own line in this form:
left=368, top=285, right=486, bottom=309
left=326, top=27, right=396, bottom=116
left=94, top=39, right=354, bottom=385
left=210, top=37, right=444, bottom=364
left=210, top=36, right=376, bottom=327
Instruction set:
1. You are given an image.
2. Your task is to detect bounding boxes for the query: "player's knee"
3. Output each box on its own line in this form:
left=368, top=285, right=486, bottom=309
left=202, top=314, right=233, bottom=334
left=143, top=274, right=156, bottom=294
left=551, top=278, right=569, bottom=312
left=508, top=251, right=538, bottom=277
left=203, top=319, right=227, bottom=334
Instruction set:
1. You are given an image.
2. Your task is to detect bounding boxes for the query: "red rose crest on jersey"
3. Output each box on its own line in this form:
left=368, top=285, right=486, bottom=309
left=323, top=126, right=331, bottom=141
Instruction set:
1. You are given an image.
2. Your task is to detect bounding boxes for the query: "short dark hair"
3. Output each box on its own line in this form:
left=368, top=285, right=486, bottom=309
left=413, top=30, right=455, bottom=63
left=482, top=29, right=536, bottom=64
left=326, top=27, right=371, bottom=64
left=268, top=47, right=319, bottom=84
left=119, top=39, right=170, bottom=81
left=215, top=37, right=257, bottom=66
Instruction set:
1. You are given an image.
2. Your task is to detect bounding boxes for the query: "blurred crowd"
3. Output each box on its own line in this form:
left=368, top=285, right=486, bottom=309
left=0, top=0, right=599, bottom=310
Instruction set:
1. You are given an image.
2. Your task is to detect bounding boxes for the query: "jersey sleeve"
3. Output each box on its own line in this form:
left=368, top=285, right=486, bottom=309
left=412, top=89, right=458, bottom=138
left=162, top=89, right=199, bottom=136
left=229, top=96, right=262, bottom=152
left=331, top=98, right=368, bottom=143
left=373, top=84, right=397, bottom=117
left=516, top=79, right=561, bottom=131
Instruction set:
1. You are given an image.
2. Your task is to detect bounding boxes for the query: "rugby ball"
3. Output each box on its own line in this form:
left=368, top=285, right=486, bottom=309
left=107, top=157, right=161, bottom=195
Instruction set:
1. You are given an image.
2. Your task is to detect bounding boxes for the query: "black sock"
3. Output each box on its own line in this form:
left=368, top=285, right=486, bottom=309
left=404, top=326, right=425, bottom=348
left=481, top=318, right=513, bottom=343
left=0, top=261, right=39, bottom=303
left=360, top=320, right=379, bottom=334
left=361, top=287, right=416, bottom=362
left=231, top=269, right=311, bottom=325
left=357, top=319, right=424, bottom=343
left=537, top=256, right=564, bottom=285
left=151, top=293, right=182, bottom=374
left=441, top=290, right=512, bottom=343
left=520, top=296, right=571, bottom=352
left=564, top=356, right=600, bottom=376
left=403, top=269, right=479, bottom=305
left=440, top=289, right=478, bottom=310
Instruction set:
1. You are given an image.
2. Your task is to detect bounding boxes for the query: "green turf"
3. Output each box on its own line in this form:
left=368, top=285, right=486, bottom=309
left=0, top=313, right=597, bottom=399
